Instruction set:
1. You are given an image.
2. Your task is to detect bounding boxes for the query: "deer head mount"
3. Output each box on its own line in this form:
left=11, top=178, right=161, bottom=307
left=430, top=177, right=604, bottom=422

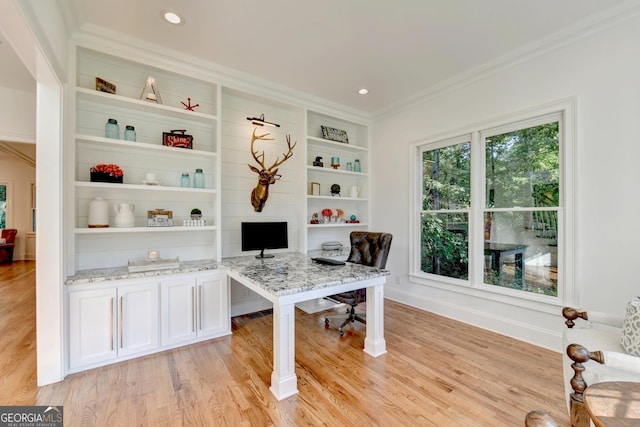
left=248, top=129, right=297, bottom=212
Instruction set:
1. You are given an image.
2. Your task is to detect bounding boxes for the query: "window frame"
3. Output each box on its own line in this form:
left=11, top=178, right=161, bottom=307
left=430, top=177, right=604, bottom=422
left=409, top=99, right=575, bottom=309
left=0, top=181, right=13, bottom=229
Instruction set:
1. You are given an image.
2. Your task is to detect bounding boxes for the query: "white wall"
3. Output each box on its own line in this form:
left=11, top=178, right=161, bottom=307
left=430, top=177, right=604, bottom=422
left=220, top=88, right=303, bottom=315
left=371, top=13, right=640, bottom=350
left=0, top=86, right=36, bottom=260
left=0, top=86, right=36, bottom=142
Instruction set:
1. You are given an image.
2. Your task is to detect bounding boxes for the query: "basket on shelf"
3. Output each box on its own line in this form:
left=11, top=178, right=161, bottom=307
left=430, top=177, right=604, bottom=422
left=90, top=172, right=123, bottom=183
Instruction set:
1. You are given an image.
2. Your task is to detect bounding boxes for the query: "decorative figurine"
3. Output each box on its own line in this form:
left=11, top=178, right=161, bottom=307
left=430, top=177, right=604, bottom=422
left=181, top=97, right=200, bottom=111
left=310, top=212, right=319, bottom=224
left=313, top=156, right=323, bottom=167
left=331, top=183, right=341, bottom=196
left=140, top=76, right=162, bottom=103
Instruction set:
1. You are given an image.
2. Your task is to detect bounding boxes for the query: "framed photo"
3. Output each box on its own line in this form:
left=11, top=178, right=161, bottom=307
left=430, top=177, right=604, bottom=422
left=321, top=125, right=349, bottom=144
left=310, top=182, right=320, bottom=196
left=95, top=77, right=116, bottom=94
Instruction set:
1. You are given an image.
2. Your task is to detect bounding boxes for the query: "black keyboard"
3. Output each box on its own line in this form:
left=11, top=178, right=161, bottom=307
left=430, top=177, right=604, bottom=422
left=311, top=257, right=346, bottom=266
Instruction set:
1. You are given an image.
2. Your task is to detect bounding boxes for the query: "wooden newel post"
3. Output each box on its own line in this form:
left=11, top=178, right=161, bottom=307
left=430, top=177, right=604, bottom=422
left=566, top=343, right=604, bottom=427
left=562, top=307, right=588, bottom=329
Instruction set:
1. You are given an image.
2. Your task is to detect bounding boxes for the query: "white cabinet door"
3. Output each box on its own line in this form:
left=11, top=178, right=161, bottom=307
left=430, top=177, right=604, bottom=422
left=161, top=277, right=197, bottom=346
left=69, top=288, right=117, bottom=369
left=197, top=272, right=229, bottom=338
left=118, top=282, right=159, bottom=357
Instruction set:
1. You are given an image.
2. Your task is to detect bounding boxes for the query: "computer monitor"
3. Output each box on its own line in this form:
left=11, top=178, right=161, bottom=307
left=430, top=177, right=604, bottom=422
left=241, top=221, right=288, bottom=258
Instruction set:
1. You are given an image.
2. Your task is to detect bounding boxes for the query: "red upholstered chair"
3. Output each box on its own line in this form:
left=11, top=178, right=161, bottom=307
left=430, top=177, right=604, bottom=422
left=0, top=229, right=18, bottom=263
left=324, top=231, right=392, bottom=336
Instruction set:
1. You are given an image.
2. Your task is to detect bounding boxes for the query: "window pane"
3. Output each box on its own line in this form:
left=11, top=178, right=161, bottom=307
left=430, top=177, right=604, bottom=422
left=485, top=123, right=559, bottom=208
left=484, top=211, right=558, bottom=296
left=0, top=184, right=6, bottom=229
left=423, top=142, right=471, bottom=210
left=421, top=212, right=468, bottom=280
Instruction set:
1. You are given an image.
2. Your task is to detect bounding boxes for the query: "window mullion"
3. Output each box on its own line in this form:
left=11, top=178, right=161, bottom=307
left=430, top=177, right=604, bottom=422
left=470, top=131, right=483, bottom=287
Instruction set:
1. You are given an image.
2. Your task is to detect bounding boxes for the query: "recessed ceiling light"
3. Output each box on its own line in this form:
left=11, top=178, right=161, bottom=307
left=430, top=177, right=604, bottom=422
left=358, top=88, right=369, bottom=95
left=162, top=10, right=184, bottom=25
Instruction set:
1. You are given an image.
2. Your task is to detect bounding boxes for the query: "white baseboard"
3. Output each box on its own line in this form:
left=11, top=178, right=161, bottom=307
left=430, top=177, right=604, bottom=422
left=385, top=287, right=562, bottom=352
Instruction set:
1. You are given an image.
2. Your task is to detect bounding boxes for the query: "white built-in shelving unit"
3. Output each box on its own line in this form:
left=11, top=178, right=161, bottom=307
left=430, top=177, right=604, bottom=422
left=304, top=111, right=370, bottom=251
left=71, top=48, right=221, bottom=272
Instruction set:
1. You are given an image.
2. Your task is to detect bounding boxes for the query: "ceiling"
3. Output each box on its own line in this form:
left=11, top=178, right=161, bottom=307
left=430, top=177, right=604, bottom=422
left=1, top=0, right=635, bottom=115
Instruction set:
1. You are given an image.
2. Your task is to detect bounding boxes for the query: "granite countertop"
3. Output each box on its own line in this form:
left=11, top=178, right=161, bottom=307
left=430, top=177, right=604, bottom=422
left=65, top=249, right=389, bottom=297
left=222, top=252, right=389, bottom=297
left=65, top=259, right=219, bottom=285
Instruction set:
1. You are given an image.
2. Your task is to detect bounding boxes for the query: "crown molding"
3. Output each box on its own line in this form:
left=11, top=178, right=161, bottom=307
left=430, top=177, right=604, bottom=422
left=73, top=24, right=371, bottom=125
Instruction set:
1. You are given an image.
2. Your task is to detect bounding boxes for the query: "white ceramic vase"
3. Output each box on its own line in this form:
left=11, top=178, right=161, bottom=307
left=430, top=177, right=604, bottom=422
left=87, top=197, right=109, bottom=228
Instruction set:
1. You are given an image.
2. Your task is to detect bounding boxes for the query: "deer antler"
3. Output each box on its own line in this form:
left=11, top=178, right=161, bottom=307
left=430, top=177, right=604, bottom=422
left=267, top=135, right=297, bottom=171
left=249, top=129, right=274, bottom=169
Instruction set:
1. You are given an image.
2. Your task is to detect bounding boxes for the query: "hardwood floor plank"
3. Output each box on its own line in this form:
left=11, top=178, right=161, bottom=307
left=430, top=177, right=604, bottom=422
left=0, top=261, right=569, bottom=426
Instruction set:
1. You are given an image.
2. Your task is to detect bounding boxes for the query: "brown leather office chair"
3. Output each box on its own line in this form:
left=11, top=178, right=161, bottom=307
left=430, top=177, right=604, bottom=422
left=324, top=231, right=392, bottom=336
left=0, top=229, right=18, bottom=263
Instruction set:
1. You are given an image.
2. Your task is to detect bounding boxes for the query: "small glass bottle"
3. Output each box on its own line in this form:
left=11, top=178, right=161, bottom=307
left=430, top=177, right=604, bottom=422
left=194, top=168, right=205, bottom=188
left=124, top=125, right=136, bottom=141
left=181, top=173, right=190, bottom=188
left=346, top=162, right=353, bottom=171
left=105, top=118, right=119, bottom=139
left=354, top=159, right=361, bottom=172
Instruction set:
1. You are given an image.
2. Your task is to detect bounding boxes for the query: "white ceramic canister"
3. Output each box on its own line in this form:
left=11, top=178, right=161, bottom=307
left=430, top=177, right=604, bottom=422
left=114, top=203, right=135, bottom=227
left=87, top=197, right=109, bottom=228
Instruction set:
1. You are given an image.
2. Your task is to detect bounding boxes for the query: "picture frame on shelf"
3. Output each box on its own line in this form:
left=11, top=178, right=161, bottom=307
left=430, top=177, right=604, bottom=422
left=95, top=77, right=116, bottom=94
left=321, top=125, right=349, bottom=144
left=310, top=182, right=320, bottom=196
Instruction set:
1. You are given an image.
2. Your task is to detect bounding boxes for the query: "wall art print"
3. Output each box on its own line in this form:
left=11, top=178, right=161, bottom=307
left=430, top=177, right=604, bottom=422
left=321, top=125, right=349, bottom=144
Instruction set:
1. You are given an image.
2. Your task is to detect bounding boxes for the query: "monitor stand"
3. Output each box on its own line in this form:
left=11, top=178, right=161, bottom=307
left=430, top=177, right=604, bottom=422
left=256, top=248, right=275, bottom=259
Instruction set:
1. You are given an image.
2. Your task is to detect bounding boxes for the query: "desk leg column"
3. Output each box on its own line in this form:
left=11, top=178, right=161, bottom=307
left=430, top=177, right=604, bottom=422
left=364, top=281, right=387, bottom=357
left=269, top=302, right=298, bottom=400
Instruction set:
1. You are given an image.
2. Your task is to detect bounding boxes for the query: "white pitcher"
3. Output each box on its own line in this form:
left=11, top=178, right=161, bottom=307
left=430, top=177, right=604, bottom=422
left=350, top=186, right=360, bottom=198
left=114, top=203, right=135, bottom=227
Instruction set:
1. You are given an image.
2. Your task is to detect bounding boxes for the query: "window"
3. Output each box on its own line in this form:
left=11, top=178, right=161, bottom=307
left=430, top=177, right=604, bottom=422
left=420, top=136, right=471, bottom=280
left=0, top=183, right=7, bottom=229
left=412, top=101, right=573, bottom=303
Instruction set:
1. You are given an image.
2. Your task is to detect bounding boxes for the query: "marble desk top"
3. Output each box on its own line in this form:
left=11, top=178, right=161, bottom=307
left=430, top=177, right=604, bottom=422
left=65, top=259, right=219, bottom=285
left=66, top=251, right=389, bottom=298
left=221, top=252, right=389, bottom=297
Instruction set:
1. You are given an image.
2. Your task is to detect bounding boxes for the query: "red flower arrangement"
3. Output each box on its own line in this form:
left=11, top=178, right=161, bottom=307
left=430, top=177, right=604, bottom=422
left=90, top=163, right=124, bottom=177
left=321, top=208, right=333, bottom=217
left=335, top=208, right=344, bottom=218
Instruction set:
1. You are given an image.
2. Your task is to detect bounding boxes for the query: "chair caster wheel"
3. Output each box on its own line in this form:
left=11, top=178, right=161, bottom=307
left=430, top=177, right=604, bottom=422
left=339, top=329, right=345, bottom=337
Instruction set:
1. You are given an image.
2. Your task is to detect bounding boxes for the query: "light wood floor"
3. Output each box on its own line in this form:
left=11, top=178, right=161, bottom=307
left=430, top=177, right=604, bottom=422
left=0, top=261, right=570, bottom=426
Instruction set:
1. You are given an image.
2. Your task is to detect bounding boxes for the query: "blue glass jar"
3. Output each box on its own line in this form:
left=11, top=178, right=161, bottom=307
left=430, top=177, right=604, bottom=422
left=105, top=118, right=119, bottom=139
left=181, top=173, right=190, bottom=188
left=354, top=159, right=361, bottom=172
left=194, top=169, right=205, bottom=188
left=124, top=125, right=136, bottom=141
